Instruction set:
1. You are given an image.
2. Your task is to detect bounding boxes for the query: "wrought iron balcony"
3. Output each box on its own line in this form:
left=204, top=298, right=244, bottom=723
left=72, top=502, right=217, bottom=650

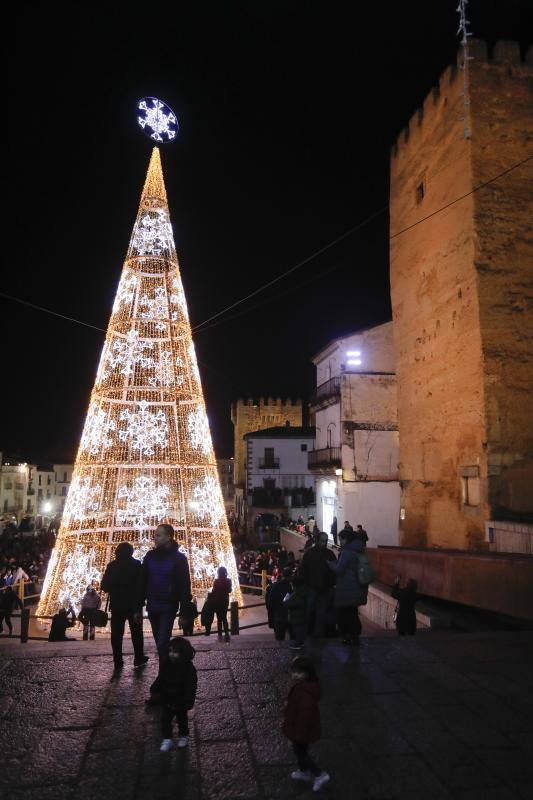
left=258, top=458, right=280, bottom=469
left=310, top=376, right=341, bottom=409
left=308, top=446, right=341, bottom=470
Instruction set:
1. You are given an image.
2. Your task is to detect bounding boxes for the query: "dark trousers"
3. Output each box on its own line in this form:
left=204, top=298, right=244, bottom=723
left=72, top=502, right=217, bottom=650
left=337, top=606, right=362, bottom=640
left=292, top=742, right=321, bottom=777
left=290, top=623, right=307, bottom=647
left=110, top=610, right=144, bottom=665
left=215, top=608, right=229, bottom=635
left=307, top=589, right=331, bottom=637
left=0, top=612, right=13, bottom=633
left=273, top=620, right=291, bottom=641
left=162, top=703, right=189, bottom=738
left=148, top=609, right=177, bottom=692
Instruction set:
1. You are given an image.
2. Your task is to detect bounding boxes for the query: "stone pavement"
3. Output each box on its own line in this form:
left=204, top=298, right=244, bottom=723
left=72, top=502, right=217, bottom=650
left=1, top=630, right=532, bottom=800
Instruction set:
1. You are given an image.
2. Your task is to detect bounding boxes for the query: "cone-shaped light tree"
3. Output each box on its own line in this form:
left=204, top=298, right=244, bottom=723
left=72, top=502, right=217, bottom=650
left=38, top=148, right=241, bottom=615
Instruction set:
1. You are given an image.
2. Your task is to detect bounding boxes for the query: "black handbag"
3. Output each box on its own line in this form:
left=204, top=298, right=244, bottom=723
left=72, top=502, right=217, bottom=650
left=93, top=598, right=109, bottom=628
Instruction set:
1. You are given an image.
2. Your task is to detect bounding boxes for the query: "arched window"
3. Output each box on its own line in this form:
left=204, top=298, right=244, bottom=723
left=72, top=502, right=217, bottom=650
left=327, top=423, right=336, bottom=447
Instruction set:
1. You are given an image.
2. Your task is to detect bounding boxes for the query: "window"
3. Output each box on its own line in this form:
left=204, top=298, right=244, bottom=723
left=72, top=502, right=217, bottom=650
left=38, top=489, right=43, bottom=499
left=460, top=466, right=480, bottom=508
left=47, top=476, right=51, bottom=485
left=416, top=176, right=426, bottom=205
left=64, top=471, right=67, bottom=482
left=38, top=475, right=42, bottom=486
left=301, top=443, right=308, bottom=452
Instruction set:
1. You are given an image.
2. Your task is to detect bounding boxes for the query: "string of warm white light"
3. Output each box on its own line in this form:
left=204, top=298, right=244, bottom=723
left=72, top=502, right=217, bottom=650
left=37, top=148, right=241, bottom=615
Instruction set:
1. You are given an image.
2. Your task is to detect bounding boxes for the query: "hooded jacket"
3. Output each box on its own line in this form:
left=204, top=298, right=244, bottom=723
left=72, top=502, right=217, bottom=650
left=140, top=542, right=192, bottom=613
left=101, top=554, right=142, bottom=612
left=282, top=680, right=321, bottom=743
left=328, top=538, right=367, bottom=608
left=160, top=640, right=198, bottom=709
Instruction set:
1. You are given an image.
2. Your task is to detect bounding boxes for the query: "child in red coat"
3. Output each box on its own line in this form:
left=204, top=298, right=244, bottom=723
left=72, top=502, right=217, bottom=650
left=282, top=656, right=330, bottom=792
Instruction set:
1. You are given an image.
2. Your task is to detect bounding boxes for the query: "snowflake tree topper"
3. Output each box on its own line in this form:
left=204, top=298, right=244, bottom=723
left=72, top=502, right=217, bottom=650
left=137, top=97, right=178, bottom=143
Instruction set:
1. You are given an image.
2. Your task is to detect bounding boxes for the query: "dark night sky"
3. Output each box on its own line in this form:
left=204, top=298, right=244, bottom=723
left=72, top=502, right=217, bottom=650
left=2, top=1, right=531, bottom=461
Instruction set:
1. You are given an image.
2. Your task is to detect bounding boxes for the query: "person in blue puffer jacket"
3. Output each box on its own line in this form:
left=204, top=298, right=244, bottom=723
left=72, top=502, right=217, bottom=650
left=139, top=524, right=192, bottom=701
left=327, top=529, right=367, bottom=646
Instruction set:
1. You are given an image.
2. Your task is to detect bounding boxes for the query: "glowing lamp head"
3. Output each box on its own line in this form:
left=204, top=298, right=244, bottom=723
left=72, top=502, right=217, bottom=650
left=346, top=350, right=362, bottom=367
left=43, top=501, right=53, bottom=513
left=137, top=97, right=178, bottom=143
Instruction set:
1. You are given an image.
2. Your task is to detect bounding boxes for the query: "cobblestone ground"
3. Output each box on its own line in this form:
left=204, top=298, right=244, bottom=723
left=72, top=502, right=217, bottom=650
left=1, top=630, right=532, bottom=800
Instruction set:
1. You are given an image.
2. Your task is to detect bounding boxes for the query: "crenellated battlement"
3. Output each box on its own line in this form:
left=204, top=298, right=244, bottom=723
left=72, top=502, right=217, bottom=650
left=391, top=39, right=532, bottom=160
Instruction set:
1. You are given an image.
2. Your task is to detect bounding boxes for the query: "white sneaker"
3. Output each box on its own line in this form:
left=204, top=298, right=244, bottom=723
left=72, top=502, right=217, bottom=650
left=160, top=738, right=172, bottom=752
left=313, top=772, right=330, bottom=792
left=177, top=736, right=189, bottom=749
left=291, top=770, right=312, bottom=782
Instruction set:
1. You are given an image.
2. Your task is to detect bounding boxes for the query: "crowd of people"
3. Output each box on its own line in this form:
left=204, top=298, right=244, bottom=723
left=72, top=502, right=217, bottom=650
left=5, top=516, right=418, bottom=793
left=0, top=523, right=55, bottom=635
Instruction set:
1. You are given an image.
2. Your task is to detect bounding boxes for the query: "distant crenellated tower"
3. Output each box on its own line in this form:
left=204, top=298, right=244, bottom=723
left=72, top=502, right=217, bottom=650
left=390, top=40, right=533, bottom=550
left=231, top=397, right=302, bottom=487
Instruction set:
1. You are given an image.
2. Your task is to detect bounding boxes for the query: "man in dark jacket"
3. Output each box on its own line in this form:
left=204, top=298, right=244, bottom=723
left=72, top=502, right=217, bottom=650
left=266, top=567, right=293, bottom=641
left=139, top=524, right=192, bottom=696
left=300, top=532, right=336, bottom=637
left=101, top=542, right=148, bottom=671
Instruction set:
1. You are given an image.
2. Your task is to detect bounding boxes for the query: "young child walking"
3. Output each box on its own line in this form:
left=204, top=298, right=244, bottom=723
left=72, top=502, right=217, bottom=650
left=211, top=566, right=232, bottom=642
left=159, top=636, right=198, bottom=751
left=282, top=655, right=330, bottom=792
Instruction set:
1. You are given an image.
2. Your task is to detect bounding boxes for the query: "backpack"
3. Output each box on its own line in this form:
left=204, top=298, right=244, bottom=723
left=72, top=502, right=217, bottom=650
left=356, top=553, right=375, bottom=586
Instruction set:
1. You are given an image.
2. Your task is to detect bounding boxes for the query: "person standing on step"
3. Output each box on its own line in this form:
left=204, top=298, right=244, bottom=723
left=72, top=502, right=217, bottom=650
left=79, top=585, right=101, bottom=641
left=328, top=528, right=367, bottom=646
left=391, top=576, right=418, bottom=636
left=101, top=542, right=149, bottom=672
left=159, top=636, right=197, bottom=752
left=282, top=655, right=330, bottom=792
left=139, top=524, right=192, bottom=701
left=211, top=566, right=231, bottom=642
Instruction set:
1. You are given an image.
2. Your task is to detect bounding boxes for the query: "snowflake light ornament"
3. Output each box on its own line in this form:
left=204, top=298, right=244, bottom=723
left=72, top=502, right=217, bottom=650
left=133, top=535, right=153, bottom=562
left=139, top=285, right=169, bottom=322
left=116, top=474, right=171, bottom=529
left=170, top=277, right=188, bottom=321
left=112, top=271, right=138, bottom=314
left=189, top=342, right=201, bottom=384
left=137, top=97, right=178, bottom=143
left=118, top=401, right=168, bottom=456
left=188, top=405, right=212, bottom=456
left=190, top=475, right=225, bottom=527
left=131, top=210, right=174, bottom=257
left=58, top=545, right=102, bottom=612
left=149, top=347, right=175, bottom=388
left=63, top=476, right=102, bottom=525
left=99, top=328, right=155, bottom=382
left=80, top=402, right=116, bottom=455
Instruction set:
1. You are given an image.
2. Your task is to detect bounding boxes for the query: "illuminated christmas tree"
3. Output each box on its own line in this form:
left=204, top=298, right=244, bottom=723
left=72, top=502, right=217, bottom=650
left=38, top=147, right=241, bottom=615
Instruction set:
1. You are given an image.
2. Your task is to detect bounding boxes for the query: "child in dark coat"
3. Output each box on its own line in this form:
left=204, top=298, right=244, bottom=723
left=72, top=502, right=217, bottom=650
left=211, top=566, right=232, bottom=642
left=159, top=636, right=198, bottom=751
left=282, top=656, right=330, bottom=792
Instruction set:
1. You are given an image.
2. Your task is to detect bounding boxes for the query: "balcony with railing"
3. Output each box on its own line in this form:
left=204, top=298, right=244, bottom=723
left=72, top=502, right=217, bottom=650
left=258, top=458, right=280, bottom=469
left=310, top=376, right=341, bottom=409
left=308, top=446, right=342, bottom=470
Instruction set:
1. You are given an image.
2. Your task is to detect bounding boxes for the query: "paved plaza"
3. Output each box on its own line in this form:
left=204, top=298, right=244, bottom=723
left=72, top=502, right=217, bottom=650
left=1, top=630, right=532, bottom=800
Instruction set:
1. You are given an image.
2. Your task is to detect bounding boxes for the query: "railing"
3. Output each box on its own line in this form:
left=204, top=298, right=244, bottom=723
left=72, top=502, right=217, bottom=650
left=308, top=446, right=342, bottom=469
left=310, top=376, right=341, bottom=408
left=258, top=458, right=280, bottom=469
left=2, top=571, right=271, bottom=643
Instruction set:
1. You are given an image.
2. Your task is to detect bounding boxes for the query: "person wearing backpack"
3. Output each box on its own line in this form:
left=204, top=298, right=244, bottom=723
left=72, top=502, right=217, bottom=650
left=327, top=529, right=368, bottom=646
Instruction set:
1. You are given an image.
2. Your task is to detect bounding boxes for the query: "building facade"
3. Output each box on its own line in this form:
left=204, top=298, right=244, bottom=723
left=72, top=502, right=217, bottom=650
left=244, top=425, right=315, bottom=519
left=310, top=323, right=400, bottom=545
left=389, top=39, right=533, bottom=551
left=0, top=458, right=74, bottom=523
left=231, top=397, right=302, bottom=488
left=216, top=457, right=235, bottom=513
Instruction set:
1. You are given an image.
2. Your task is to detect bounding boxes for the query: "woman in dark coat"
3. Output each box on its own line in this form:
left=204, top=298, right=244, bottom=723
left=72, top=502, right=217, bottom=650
left=327, top=530, right=367, bottom=645
left=392, top=577, right=418, bottom=635
left=211, top=566, right=232, bottom=642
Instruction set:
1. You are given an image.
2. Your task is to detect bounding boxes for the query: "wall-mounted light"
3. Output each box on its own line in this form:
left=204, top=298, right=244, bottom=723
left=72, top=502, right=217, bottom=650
left=347, top=359, right=362, bottom=366
left=335, top=468, right=343, bottom=477
left=346, top=350, right=361, bottom=357
left=400, top=507, right=406, bottom=520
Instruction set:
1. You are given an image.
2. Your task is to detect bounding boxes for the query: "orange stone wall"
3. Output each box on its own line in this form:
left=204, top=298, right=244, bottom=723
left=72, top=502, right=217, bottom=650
left=389, top=40, right=533, bottom=550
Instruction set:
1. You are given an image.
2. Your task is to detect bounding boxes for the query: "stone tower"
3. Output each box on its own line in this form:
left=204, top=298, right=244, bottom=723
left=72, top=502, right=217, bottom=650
left=231, top=397, right=302, bottom=487
left=389, top=40, right=533, bottom=549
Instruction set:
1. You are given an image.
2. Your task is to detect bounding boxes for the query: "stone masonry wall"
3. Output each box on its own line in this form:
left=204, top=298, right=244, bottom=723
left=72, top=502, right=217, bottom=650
left=469, top=41, right=533, bottom=519
left=389, top=40, right=533, bottom=549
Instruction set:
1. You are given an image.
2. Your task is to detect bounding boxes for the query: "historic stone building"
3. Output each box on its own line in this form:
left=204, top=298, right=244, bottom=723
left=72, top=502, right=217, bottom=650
left=389, top=40, right=533, bottom=551
left=231, top=397, right=302, bottom=488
